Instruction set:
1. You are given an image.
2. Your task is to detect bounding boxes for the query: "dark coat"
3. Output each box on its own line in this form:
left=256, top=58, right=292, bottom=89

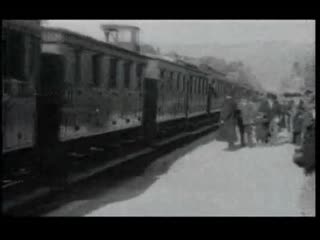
left=255, top=115, right=269, bottom=141
left=259, top=100, right=281, bottom=122
left=294, top=120, right=315, bottom=174
left=293, top=110, right=304, bottom=133
left=219, top=98, right=238, bottom=142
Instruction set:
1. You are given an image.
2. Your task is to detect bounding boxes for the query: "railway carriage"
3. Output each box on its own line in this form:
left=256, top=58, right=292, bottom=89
left=184, top=64, right=209, bottom=118
left=143, top=55, right=212, bottom=139
left=2, top=20, right=41, bottom=154
left=143, top=56, right=188, bottom=139
left=40, top=27, right=147, bottom=144
left=204, top=67, right=230, bottom=114
left=152, top=57, right=189, bottom=123
left=2, top=22, right=264, bottom=186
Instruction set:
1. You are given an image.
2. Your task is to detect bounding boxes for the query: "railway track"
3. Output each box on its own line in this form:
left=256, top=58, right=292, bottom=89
left=3, top=117, right=220, bottom=216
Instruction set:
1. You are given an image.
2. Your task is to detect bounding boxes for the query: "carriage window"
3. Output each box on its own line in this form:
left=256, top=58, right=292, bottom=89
left=190, top=77, right=193, bottom=93
left=169, top=72, right=174, bottom=90
left=136, top=63, right=144, bottom=89
left=3, top=29, right=26, bottom=81
left=191, top=77, right=195, bottom=94
left=29, top=37, right=39, bottom=79
left=194, top=78, right=198, bottom=94
left=181, top=76, right=184, bottom=91
left=109, top=58, right=118, bottom=88
left=170, top=72, right=174, bottom=81
left=202, top=79, right=204, bottom=94
left=204, top=79, right=208, bottom=94
left=74, top=49, right=82, bottom=83
left=160, top=69, right=165, bottom=79
left=40, top=53, right=65, bottom=94
left=176, top=73, right=180, bottom=90
left=197, top=78, right=200, bottom=94
left=124, top=61, right=131, bottom=89
left=198, top=78, right=201, bottom=94
left=92, top=54, right=101, bottom=87
left=182, top=76, right=185, bottom=91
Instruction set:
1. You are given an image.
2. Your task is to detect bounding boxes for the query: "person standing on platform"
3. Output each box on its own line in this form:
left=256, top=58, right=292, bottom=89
left=258, top=93, right=275, bottom=143
left=220, top=95, right=238, bottom=150
left=236, top=98, right=245, bottom=147
left=292, top=102, right=305, bottom=145
left=300, top=94, right=315, bottom=145
left=286, top=100, right=295, bottom=132
left=279, top=100, right=287, bottom=131
left=269, top=95, right=282, bottom=145
left=238, top=97, right=257, bottom=147
left=255, top=97, right=269, bottom=144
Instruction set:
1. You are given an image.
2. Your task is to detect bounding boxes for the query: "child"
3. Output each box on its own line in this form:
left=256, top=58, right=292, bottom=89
left=255, top=113, right=269, bottom=145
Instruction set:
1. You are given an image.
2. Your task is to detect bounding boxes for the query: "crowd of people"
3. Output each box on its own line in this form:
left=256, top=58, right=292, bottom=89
left=219, top=90, right=315, bottom=153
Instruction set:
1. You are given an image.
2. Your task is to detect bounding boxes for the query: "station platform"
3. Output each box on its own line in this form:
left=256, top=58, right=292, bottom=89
left=45, top=130, right=315, bottom=216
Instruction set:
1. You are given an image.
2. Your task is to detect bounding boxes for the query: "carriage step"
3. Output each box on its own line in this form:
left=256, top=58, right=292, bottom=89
left=2, top=179, right=24, bottom=189
left=68, top=152, right=87, bottom=158
left=104, top=144, right=121, bottom=148
left=90, top=147, right=104, bottom=152
left=12, top=168, right=31, bottom=177
left=121, top=139, right=136, bottom=144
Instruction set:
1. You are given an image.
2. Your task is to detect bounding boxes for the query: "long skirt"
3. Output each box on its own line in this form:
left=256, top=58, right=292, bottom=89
left=255, top=122, right=268, bottom=143
left=219, top=118, right=238, bottom=143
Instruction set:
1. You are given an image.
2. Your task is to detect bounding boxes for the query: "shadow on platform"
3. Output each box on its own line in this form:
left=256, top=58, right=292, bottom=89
left=43, top=132, right=219, bottom=216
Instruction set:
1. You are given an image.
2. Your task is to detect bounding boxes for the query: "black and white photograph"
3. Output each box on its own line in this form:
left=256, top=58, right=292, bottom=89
left=2, top=19, right=315, bottom=217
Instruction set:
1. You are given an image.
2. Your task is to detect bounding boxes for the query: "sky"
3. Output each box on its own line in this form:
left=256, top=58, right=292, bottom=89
left=47, top=20, right=315, bottom=46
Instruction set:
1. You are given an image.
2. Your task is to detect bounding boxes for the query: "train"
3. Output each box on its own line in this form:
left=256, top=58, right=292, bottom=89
left=2, top=20, right=261, bottom=177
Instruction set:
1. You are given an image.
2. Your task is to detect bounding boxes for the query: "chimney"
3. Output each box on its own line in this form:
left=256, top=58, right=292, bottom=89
left=100, top=24, right=140, bottom=52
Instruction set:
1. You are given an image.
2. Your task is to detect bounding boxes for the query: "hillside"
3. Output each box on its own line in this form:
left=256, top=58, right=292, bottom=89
left=159, top=41, right=315, bottom=93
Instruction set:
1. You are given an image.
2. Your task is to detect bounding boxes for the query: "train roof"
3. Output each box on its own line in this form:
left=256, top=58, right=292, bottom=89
left=199, top=64, right=226, bottom=77
left=42, top=27, right=148, bottom=60
left=100, top=24, right=140, bottom=30
left=145, top=53, right=207, bottom=75
left=2, top=20, right=41, bottom=37
left=42, top=27, right=210, bottom=76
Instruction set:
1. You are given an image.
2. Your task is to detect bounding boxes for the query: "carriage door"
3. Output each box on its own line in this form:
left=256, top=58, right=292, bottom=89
left=142, top=78, right=158, bottom=143
left=37, top=53, right=65, bottom=149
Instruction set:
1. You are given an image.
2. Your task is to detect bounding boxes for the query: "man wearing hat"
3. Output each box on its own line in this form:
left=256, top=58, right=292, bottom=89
left=258, top=92, right=281, bottom=144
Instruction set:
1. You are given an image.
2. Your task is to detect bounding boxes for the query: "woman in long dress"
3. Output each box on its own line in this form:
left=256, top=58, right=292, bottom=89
left=219, top=96, right=238, bottom=149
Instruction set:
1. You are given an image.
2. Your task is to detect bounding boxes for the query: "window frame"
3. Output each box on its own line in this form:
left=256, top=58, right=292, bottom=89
left=123, top=60, right=132, bottom=89
left=3, top=29, right=27, bottom=82
left=108, top=57, right=118, bottom=89
left=136, top=63, right=144, bottom=90
left=91, top=53, right=101, bottom=87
